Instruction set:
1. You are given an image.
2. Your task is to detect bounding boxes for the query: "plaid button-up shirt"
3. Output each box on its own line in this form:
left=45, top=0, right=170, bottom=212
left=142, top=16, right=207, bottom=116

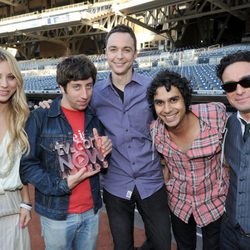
left=151, top=102, right=229, bottom=227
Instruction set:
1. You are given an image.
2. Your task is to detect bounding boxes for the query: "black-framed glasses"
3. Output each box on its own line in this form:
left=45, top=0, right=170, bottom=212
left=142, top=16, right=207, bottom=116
left=222, top=76, right=250, bottom=93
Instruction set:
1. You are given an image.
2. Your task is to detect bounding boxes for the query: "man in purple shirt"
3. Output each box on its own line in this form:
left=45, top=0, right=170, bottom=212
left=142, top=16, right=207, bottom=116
left=91, top=24, right=171, bottom=250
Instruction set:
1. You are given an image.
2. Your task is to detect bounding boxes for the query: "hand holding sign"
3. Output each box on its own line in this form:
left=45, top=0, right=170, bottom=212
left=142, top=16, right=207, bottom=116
left=67, top=165, right=101, bottom=190
left=93, top=128, right=112, bottom=158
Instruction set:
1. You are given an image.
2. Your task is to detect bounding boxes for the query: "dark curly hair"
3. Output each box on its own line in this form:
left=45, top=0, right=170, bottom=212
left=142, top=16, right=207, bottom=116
left=216, top=50, right=250, bottom=81
left=105, top=24, right=137, bottom=51
left=56, top=54, right=97, bottom=92
left=147, top=70, right=192, bottom=115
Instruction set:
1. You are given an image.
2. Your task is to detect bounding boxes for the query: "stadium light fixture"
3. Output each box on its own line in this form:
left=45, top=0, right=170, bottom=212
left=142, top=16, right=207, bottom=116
left=93, top=22, right=100, bottom=29
left=178, top=4, right=187, bottom=10
left=6, top=47, right=17, bottom=56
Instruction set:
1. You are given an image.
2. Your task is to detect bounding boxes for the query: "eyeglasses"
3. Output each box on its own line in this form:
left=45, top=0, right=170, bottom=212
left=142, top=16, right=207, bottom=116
left=222, top=76, right=250, bottom=93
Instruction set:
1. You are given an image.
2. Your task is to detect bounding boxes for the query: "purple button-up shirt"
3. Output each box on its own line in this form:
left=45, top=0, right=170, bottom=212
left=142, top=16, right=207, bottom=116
left=91, top=72, right=164, bottom=200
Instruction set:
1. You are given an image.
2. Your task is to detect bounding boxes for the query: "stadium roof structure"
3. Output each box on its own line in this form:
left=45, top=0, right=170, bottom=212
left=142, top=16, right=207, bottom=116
left=0, top=0, right=249, bottom=59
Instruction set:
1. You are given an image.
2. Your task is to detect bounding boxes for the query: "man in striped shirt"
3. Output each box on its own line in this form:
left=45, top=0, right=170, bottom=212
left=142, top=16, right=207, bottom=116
left=147, top=70, right=229, bottom=250
left=217, top=51, right=250, bottom=249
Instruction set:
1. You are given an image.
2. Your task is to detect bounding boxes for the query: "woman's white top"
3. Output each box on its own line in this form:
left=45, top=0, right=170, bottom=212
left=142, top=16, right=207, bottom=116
left=0, top=133, right=23, bottom=194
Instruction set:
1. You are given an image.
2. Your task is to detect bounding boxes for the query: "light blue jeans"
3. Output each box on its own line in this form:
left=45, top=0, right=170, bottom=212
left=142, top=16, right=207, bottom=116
left=40, top=209, right=99, bottom=250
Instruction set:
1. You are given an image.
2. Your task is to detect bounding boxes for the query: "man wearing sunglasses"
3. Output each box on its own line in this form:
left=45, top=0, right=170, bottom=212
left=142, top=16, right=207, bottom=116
left=216, top=50, right=250, bottom=249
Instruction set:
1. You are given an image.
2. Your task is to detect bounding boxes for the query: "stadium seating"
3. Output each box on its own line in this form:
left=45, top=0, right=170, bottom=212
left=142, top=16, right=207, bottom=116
left=20, top=44, right=250, bottom=95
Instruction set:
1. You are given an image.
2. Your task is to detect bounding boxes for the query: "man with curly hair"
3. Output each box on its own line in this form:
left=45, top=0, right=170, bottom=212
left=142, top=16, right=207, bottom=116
left=147, top=70, right=229, bottom=250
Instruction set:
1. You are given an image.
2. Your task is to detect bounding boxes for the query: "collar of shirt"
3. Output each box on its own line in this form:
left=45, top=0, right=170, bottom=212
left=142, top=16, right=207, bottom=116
left=154, top=104, right=208, bottom=141
left=99, top=70, right=145, bottom=91
left=237, top=111, right=250, bottom=135
left=153, top=103, right=224, bottom=158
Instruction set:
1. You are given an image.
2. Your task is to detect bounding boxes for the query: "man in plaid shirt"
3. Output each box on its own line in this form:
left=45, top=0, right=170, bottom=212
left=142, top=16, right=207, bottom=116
left=147, top=70, right=229, bottom=250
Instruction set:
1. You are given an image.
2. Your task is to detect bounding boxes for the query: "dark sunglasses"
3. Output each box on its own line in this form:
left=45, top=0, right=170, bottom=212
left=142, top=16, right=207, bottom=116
left=222, top=76, right=250, bottom=93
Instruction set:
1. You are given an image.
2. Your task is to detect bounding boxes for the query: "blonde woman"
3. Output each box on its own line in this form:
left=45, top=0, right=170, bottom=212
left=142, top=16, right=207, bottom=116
left=0, top=49, right=31, bottom=249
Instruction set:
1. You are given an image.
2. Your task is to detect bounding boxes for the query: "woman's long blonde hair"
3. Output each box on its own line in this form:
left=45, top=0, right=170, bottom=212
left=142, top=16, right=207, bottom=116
left=0, top=49, right=30, bottom=158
